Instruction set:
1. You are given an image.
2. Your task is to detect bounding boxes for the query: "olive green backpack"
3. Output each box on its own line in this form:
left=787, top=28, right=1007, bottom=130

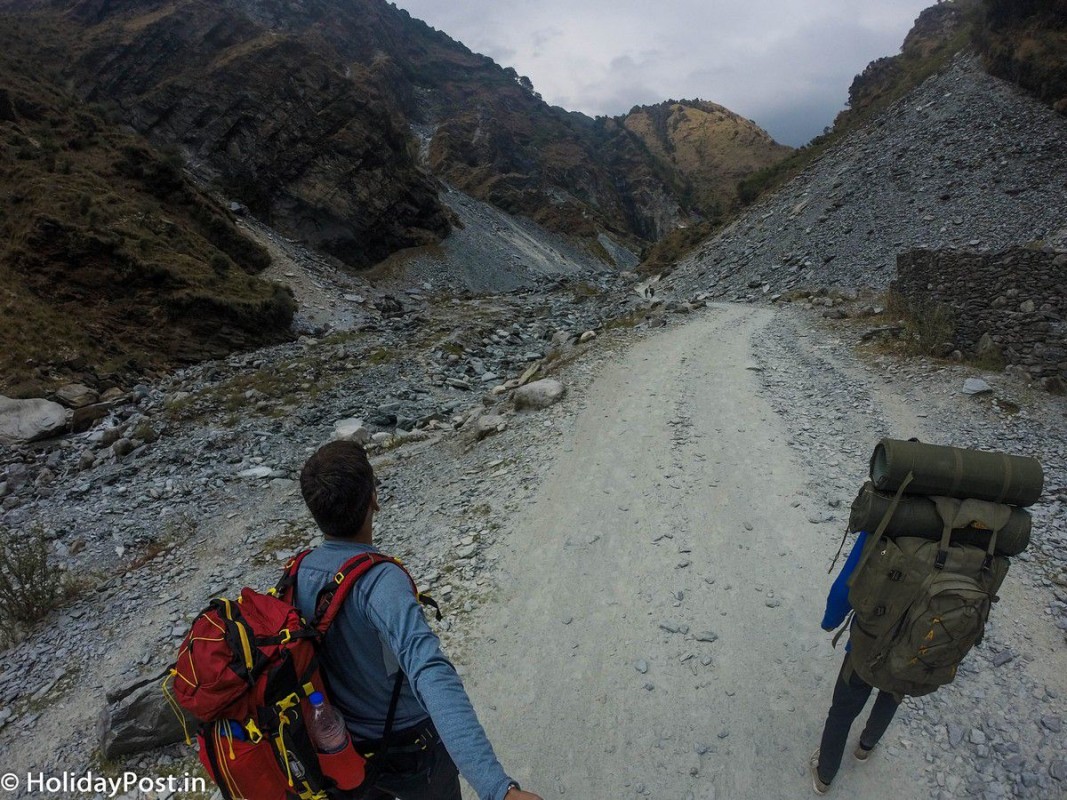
left=843, top=484, right=1011, bottom=697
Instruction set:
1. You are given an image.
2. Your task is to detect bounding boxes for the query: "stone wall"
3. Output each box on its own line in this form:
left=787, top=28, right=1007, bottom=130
left=894, top=248, right=1067, bottom=389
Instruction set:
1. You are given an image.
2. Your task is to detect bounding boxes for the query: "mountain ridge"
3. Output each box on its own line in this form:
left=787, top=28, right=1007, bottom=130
left=1, top=0, right=790, bottom=258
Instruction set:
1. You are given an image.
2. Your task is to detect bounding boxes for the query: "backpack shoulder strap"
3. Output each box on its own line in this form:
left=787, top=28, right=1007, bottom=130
left=272, top=549, right=312, bottom=601
left=846, top=471, right=914, bottom=588
left=313, top=552, right=430, bottom=634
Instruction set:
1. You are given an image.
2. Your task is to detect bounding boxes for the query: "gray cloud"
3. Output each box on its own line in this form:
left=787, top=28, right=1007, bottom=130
left=393, top=0, right=934, bottom=146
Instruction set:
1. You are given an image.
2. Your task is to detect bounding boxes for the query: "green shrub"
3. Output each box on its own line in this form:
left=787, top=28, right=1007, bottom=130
left=0, top=526, right=62, bottom=635
left=885, top=289, right=956, bottom=356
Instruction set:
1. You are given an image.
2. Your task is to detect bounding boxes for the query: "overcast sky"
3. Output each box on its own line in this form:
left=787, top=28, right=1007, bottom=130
left=390, top=0, right=935, bottom=146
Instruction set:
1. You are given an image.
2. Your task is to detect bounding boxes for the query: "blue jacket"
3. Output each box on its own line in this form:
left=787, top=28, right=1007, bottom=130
left=821, top=531, right=869, bottom=642
left=295, top=539, right=514, bottom=800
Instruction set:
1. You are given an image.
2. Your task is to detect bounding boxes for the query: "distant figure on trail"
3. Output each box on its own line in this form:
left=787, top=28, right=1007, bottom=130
left=298, top=440, right=543, bottom=800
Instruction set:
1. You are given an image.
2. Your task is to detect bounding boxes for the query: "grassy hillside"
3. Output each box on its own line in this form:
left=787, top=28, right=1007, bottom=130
left=622, top=101, right=793, bottom=216
left=0, top=16, right=293, bottom=396
left=975, top=0, right=1067, bottom=111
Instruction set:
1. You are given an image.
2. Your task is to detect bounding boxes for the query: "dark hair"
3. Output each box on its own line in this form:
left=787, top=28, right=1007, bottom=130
left=300, top=441, right=376, bottom=539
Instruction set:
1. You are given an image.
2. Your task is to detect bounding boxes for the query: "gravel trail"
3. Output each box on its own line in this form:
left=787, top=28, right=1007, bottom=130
left=459, top=303, right=1066, bottom=799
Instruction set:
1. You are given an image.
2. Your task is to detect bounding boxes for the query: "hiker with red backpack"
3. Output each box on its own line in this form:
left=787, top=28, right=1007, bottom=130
left=808, top=439, right=1042, bottom=795
left=292, top=440, right=542, bottom=800
left=169, top=439, right=542, bottom=800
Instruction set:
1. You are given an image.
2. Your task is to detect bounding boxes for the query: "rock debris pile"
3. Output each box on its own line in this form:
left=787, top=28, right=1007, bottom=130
left=669, top=55, right=1067, bottom=302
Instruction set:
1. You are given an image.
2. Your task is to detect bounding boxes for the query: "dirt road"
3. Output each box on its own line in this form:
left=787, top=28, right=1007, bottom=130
left=460, top=304, right=932, bottom=799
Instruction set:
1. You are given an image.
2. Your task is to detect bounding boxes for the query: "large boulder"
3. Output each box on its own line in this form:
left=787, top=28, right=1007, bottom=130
left=98, top=675, right=196, bottom=758
left=0, top=396, right=70, bottom=445
left=514, top=379, right=566, bottom=411
left=334, top=417, right=372, bottom=444
left=54, top=383, right=99, bottom=408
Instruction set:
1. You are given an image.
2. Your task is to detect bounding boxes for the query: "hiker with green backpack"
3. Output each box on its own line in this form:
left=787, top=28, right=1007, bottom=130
left=809, top=439, right=1043, bottom=795
left=810, top=529, right=901, bottom=794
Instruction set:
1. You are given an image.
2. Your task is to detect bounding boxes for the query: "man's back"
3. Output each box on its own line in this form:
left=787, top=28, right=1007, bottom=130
left=294, top=538, right=517, bottom=800
left=294, top=539, right=429, bottom=738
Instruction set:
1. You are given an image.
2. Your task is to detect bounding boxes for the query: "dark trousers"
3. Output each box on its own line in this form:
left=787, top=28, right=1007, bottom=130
left=351, top=738, right=461, bottom=800
left=816, top=654, right=901, bottom=784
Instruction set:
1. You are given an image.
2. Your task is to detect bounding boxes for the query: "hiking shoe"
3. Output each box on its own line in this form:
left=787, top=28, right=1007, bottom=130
left=854, top=743, right=874, bottom=761
left=809, top=749, right=830, bottom=795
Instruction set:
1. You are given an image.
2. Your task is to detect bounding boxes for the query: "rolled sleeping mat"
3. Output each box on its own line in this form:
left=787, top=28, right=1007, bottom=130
left=870, top=438, right=1044, bottom=507
left=848, top=481, right=1031, bottom=556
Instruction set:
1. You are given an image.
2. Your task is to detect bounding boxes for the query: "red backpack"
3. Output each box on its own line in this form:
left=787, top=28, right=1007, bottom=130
left=165, top=550, right=438, bottom=800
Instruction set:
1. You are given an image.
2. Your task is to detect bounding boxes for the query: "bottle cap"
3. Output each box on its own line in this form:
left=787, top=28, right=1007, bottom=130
left=309, top=691, right=325, bottom=706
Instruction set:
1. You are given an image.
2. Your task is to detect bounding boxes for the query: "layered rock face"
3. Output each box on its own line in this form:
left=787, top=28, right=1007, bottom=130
left=68, top=0, right=451, bottom=268
left=4, top=0, right=791, bottom=262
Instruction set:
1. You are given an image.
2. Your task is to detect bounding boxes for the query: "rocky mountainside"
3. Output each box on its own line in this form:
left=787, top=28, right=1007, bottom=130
left=836, top=0, right=1067, bottom=130
left=0, top=15, right=294, bottom=397
left=734, top=0, right=1066, bottom=216
left=834, top=0, right=977, bottom=131
left=667, top=54, right=1067, bottom=301
left=0, top=0, right=790, bottom=265
left=622, top=100, right=792, bottom=218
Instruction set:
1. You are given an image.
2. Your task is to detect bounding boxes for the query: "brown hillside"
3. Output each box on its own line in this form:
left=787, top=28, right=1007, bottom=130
left=1, top=0, right=791, bottom=260
left=622, top=101, right=793, bottom=216
left=0, top=15, right=293, bottom=396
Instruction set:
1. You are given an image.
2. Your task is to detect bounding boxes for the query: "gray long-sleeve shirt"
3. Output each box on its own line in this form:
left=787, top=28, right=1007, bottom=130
left=294, top=539, right=513, bottom=800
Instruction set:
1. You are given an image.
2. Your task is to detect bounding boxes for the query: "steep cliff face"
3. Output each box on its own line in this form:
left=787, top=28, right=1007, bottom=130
left=61, top=0, right=452, bottom=268
left=3, top=0, right=790, bottom=260
left=974, top=0, right=1067, bottom=113
left=0, top=15, right=294, bottom=395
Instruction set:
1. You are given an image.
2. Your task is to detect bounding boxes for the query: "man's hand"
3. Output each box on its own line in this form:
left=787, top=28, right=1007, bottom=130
left=505, top=788, right=543, bottom=800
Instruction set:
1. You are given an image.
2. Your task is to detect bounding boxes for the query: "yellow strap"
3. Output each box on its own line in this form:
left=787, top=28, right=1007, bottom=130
left=215, top=598, right=255, bottom=671
left=277, top=712, right=295, bottom=788
left=160, top=672, right=192, bottom=746
left=235, top=620, right=255, bottom=671
left=277, top=691, right=302, bottom=712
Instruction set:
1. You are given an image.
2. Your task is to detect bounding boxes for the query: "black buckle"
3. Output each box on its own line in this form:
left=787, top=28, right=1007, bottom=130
left=934, top=550, right=948, bottom=571
left=888, top=569, right=903, bottom=582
